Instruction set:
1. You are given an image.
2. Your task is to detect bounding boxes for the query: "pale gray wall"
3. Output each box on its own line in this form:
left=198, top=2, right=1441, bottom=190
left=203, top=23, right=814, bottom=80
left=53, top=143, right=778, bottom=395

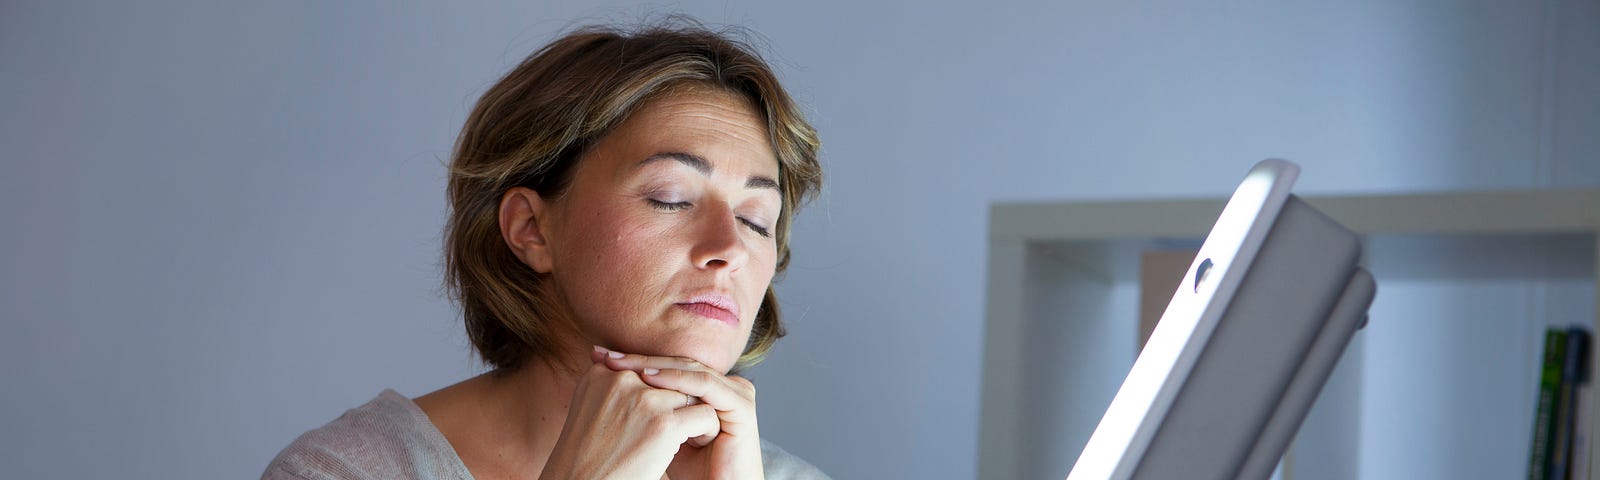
left=2, top=1, right=1596, bottom=478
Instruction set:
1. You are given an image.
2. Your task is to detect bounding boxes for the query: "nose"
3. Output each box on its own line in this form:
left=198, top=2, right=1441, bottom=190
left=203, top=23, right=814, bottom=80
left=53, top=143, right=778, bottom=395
left=689, top=205, right=749, bottom=272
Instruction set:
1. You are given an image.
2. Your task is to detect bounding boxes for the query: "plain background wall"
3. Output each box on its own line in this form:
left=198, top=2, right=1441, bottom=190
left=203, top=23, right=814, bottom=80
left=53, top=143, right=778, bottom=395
left=3, top=1, right=1597, bottom=478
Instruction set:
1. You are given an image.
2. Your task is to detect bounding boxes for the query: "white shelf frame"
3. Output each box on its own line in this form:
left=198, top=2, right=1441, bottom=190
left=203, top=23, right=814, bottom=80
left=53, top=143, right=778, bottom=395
left=979, top=189, right=1600, bottom=479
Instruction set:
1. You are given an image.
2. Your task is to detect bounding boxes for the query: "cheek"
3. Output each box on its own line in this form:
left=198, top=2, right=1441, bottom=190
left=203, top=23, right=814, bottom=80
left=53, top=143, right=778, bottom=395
left=604, top=211, right=680, bottom=277
left=752, top=238, right=779, bottom=277
left=564, top=203, right=664, bottom=267
left=558, top=208, right=677, bottom=312
left=743, top=247, right=779, bottom=312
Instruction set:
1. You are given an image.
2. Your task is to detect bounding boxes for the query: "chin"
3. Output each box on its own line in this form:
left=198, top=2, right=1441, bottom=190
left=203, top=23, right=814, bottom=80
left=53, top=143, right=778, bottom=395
left=616, top=336, right=741, bottom=373
left=666, top=345, right=740, bottom=373
left=594, top=309, right=750, bottom=373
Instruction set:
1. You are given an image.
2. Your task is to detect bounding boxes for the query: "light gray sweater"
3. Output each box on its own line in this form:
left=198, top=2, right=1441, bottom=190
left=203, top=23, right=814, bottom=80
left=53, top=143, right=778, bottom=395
left=263, top=389, right=828, bottom=480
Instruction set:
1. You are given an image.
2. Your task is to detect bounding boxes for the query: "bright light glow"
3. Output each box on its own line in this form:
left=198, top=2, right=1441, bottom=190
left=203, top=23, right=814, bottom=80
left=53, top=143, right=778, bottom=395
left=1066, top=161, right=1296, bottom=480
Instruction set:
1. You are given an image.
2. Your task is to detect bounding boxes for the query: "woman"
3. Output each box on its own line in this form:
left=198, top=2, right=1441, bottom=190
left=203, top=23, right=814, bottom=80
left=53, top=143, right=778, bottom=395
left=263, top=22, right=826, bottom=480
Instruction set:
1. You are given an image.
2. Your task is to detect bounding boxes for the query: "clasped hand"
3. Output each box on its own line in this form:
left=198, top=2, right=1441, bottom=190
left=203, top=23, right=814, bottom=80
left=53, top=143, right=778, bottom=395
left=540, top=346, right=763, bottom=480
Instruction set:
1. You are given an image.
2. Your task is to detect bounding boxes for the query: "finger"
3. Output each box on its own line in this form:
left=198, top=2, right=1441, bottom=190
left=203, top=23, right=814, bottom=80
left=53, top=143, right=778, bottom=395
left=637, top=387, right=711, bottom=447
left=636, top=387, right=719, bottom=445
left=597, top=349, right=708, bottom=373
left=687, top=431, right=715, bottom=448
left=671, top=403, right=720, bottom=446
left=590, top=345, right=607, bottom=364
left=641, top=369, right=754, bottom=419
left=574, top=364, right=640, bottom=408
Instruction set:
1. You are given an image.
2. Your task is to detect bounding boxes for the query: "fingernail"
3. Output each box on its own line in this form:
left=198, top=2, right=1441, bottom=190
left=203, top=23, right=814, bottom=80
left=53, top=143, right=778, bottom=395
left=607, top=351, right=624, bottom=359
left=643, top=368, right=659, bottom=375
left=593, top=345, right=607, bottom=354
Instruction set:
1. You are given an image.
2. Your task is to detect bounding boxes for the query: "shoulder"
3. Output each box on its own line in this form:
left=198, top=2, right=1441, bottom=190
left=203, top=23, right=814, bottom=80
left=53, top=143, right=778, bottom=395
left=760, top=439, right=832, bottom=480
left=262, top=390, right=471, bottom=480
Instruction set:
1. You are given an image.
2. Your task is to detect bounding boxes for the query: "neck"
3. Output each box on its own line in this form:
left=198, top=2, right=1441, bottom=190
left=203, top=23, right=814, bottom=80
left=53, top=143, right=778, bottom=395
left=416, top=351, right=588, bottom=480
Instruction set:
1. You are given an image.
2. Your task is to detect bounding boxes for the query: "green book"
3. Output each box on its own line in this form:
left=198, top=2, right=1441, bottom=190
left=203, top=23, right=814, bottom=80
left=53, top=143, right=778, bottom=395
left=1553, top=327, right=1591, bottom=480
left=1532, top=328, right=1569, bottom=480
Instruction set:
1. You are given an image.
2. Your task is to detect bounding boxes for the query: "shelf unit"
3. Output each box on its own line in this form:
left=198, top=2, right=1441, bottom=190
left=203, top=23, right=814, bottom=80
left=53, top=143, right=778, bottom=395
left=979, top=190, right=1600, bottom=480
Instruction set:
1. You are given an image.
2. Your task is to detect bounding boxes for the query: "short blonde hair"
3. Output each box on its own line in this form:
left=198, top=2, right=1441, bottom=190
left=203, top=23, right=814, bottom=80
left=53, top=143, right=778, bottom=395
left=443, top=22, right=822, bottom=372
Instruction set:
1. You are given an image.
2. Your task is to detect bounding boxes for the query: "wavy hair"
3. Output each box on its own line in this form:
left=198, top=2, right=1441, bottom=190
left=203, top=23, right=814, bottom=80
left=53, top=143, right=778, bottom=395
left=443, top=21, right=822, bottom=373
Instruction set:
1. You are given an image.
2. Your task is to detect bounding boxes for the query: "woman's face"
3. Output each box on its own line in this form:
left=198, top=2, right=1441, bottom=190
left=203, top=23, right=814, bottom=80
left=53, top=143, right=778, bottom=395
left=532, top=89, right=781, bottom=373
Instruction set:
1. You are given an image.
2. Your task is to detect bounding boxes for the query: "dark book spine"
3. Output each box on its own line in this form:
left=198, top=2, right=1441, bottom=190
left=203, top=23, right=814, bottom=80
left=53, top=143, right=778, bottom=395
left=1555, top=328, right=1591, bottom=480
left=1533, top=329, right=1569, bottom=480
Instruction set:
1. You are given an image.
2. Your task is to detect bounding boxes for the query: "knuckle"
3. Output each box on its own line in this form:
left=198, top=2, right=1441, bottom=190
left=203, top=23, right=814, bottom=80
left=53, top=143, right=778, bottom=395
left=597, top=369, right=637, bottom=394
left=733, top=376, right=756, bottom=396
left=629, top=390, right=653, bottom=411
left=641, top=388, right=676, bottom=409
left=644, top=413, right=674, bottom=437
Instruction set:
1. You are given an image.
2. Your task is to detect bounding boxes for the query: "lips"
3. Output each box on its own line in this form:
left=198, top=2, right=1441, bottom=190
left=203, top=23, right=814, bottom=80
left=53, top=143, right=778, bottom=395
left=675, top=292, right=740, bottom=327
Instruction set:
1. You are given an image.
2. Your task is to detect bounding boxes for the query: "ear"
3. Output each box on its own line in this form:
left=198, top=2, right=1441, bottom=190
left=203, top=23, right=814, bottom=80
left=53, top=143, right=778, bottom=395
left=499, top=187, right=557, bottom=273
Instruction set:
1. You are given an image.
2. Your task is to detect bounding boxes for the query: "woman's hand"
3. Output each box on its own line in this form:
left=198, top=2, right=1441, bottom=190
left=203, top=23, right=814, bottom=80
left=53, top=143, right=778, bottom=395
left=592, top=346, right=765, bottom=480
left=539, top=347, right=724, bottom=480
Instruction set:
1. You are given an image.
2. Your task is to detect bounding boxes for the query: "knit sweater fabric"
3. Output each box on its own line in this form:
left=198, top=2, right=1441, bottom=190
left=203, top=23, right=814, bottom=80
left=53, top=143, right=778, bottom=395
left=262, top=389, right=829, bottom=480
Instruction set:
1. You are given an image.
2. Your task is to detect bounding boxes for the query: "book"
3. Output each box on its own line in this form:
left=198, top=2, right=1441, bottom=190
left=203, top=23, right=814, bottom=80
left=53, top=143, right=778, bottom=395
left=1572, top=380, right=1593, bottom=480
left=1552, top=327, right=1590, bottom=479
left=1533, top=329, right=1569, bottom=480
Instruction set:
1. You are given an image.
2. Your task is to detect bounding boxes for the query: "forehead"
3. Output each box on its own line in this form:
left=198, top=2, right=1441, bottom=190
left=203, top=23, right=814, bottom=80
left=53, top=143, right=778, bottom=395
left=597, top=88, right=779, bottom=176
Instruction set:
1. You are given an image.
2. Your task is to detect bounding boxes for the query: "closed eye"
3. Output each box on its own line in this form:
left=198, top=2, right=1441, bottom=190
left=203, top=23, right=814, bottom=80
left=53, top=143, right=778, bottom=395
left=648, top=199, right=692, bottom=212
left=740, top=217, right=771, bottom=238
left=652, top=199, right=771, bottom=238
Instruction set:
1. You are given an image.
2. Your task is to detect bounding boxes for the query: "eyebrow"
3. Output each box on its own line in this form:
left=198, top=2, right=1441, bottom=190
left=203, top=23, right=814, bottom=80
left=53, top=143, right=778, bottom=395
left=638, top=152, right=780, bottom=192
